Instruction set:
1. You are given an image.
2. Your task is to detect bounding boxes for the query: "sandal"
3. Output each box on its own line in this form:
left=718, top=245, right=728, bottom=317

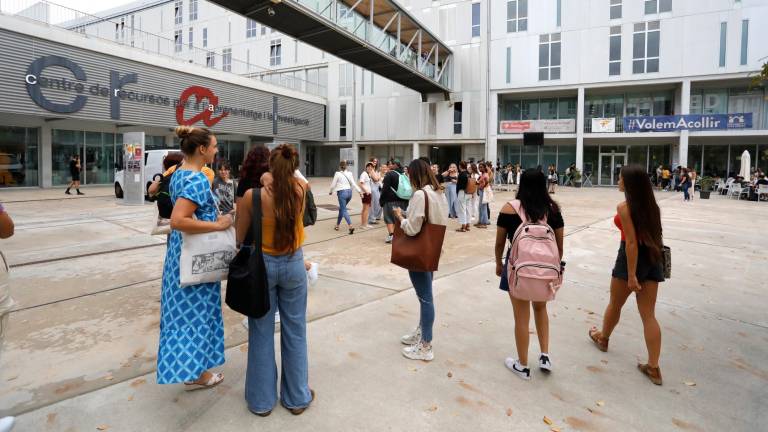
left=455, top=228, right=466, bottom=232
left=334, top=226, right=339, bottom=231
left=184, top=372, right=224, bottom=391
left=282, top=389, right=315, bottom=415
left=589, top=327, right=609, bottom=352
left=637, top=363, right=663, bottom=385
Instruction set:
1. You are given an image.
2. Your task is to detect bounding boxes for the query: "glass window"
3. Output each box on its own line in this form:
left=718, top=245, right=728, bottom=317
left=189, top=0, right=198, bottom=21
left=740, top=20, right=749, bottom=65
left=340, top=104, right=347, bottom=137
left=499, top=98, right=522, bottom=121
left=558, top=98, right=577, bottom=119
left=174, top=30, right=182, bottom=52
left=628, top=145, right=648, bottom=170
left=653, top=91, right=674, bottom=115
left=174, top=0, right=183, bottom=25
left=757, top=144, right=768, bottom=174
left=604, top=95, right=625, bottom=118
left=585, top=96, right=605, bottom=118
left=0, top=126, right=39, bottom=187
left=728, top=88, right=762, bottom=125
left=542, top=145, right=557, bottom=169
left=627, top=93, right=652, bottom=116
left=52, top=130, right=84, bottom=186
left=507, top=0, right=528, bottom=33
left=610, top=0, right=622, bottom=20
left=644, top=0, right=657, bottom=14
left=719, top=22, right=727, bottom=67
left=270, top=39, right=282, bottom=66
left=557, top=145, right=576, bottom=171
left=688, top=144, right=703, bottom=172
left=521, top=144, right=539, bottom=169
left=188, top=27, right=193, bottom=49
left=703, top=145, right=728, bottom=177
left=609, top=26, right=621, bottom=76
left=540, top=99, right=558, bottom=119
left=556, top=0, right=561, bottom=27
left=247, top=19, right=258, bottom=38
left=339, top=63, right=353, bottom=97
left=648, top=144, right=671, bottom=171
left=660, top=0, right=672, bottom=13
left=454, top=102, right=463, bottom=134
left=521, top=99, right=539, bottom=120
left=85, top=132, right=116, bottom=185
left=206, top=51, right=215, bottom=68
left=222, top=48, right=232, bottom=72
left=539, top=33, right=561, bottom=81
left=633, top=21, right=660, bottom=74
left=500, top=143, right=521, bottom=165
left=472, top=3, right=480, bottom=37
left=203, top=27, right=207, bottom=47
left=506, top=47, right=511, bottom=83
left=583, top=146, right=599, bottom=179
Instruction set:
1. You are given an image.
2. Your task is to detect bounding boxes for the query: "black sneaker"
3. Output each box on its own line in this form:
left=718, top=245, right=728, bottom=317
left=65, top=190, right=71, bottom=195
left=505, top=357, right=531, bottom=380
left=539, top=354, right=552, bottom=373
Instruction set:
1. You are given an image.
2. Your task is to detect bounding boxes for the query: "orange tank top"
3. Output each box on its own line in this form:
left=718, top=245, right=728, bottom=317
left=614, top=213, right=626, bottom=241
left=262, top=206, right=305, bottom=256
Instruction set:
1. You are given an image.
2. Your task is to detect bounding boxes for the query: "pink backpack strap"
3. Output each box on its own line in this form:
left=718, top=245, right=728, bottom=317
left=508, top=200, right=548, bottom=224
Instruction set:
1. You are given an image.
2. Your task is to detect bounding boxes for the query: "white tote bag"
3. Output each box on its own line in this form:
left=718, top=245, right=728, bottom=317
left=180, top=226, right=237, bottom=287
left=482, top=185, right=494, bottom=204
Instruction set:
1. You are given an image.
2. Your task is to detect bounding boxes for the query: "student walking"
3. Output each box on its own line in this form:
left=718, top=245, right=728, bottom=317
left=368, top=158, right=383, bottom=224
left=589, top=165, right=665, bottom=385
left=380, top=159, right=410, bottom=243
left=359, top=162, right=374, bottom=229
left=455, top=161, right=474, bottom=232
left=157, top=126, right=233, bottom=389
left=495, top=169, right=564, bottom=380
left=329, top=161, right=361, bottom=235
left=236, top=144, right=314, bottom=416
left=680, top=168, right=691, bottom=202
left=442, top=163, right=459, bottom=218
left=392, top=159, right=448, bottom=361
left=65, top=155, right=84, bottom=195
left=475, top=163, right=490, bottom=229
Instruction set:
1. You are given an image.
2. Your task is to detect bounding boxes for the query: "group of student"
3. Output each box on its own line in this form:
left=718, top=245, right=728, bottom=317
left=152, top=125, right=668, bottom=420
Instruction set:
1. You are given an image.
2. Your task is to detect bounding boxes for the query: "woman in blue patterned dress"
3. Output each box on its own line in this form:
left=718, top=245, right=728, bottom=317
left=157, top=126, right=233, bottom=389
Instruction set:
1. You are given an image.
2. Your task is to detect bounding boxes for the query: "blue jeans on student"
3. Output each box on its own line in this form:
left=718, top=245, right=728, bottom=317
left=408, top=271, right=434, bottom=343
left=245, top=250, right=311, bottom=414
left=478, top=189, right=489, bottom=225
left=683, top=183, right=690, bottom=201
left=445, top=183, right=458, bottom=218
left=336, top=189, right=352, bottom=226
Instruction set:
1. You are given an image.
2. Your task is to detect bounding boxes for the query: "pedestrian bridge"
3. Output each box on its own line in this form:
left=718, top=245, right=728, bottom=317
left=208, top=0, right=453, bottom=96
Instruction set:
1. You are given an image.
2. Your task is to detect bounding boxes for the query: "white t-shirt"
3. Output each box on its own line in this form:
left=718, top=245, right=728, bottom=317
left=359, top=171, right=372, bottom=194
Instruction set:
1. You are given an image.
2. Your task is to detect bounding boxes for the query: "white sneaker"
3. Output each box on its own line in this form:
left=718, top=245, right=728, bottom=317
left=307, top=262, right=319, bottom=287
left=0, top=416, right=15, bottom=432
left=539, top=354, right=552, bottom=373
left=400, top=325, right=422, bottom=345
left=385, top=234, right=393, bottom=244
left=402, top=341, right=434, bottom=361
left=505, top=358, right=531, bottom=380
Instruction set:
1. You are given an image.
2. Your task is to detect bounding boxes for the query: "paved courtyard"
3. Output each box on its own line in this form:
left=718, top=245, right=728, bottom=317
left=0, top=182, right=766, bottom=432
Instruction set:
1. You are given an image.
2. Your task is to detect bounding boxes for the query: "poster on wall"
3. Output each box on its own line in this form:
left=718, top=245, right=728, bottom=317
left=623, top=113, right=753, bottom=132
left=591, top=118, right=616, bottom=133
left=122, top=132, right=145, bottom=206
left=499, top=119, right=575, bottom=134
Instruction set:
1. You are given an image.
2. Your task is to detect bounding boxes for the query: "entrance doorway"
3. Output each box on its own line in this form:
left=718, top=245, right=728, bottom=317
left=429, top=146, right=462, bottom=170
left=599, top=152, right=626, bottom=186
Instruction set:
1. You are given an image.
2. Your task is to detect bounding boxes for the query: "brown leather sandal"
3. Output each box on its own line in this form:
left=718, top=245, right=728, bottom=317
left=637, top=363, right=663, bottom=385
left=589, top=327, right=609, bottom=352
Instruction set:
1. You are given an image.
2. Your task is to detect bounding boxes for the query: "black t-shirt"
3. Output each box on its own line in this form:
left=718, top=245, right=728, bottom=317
left=496, top=205, right=564, bottom=240
left=69, top=160, right=79, bottom=175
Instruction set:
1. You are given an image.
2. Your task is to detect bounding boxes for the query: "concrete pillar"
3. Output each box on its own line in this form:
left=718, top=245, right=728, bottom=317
left=41, top=124, right=52, bottom=188
left=487, top=91, right=498, bottom=164
left=679, top=79, right=691, bottom=167
left=576, top=87, right=585, bottom=171
left=412, top=142, right=419, bottom=160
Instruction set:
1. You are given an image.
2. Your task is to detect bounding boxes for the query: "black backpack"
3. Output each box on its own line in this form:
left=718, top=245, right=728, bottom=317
left=155, top=164, right=181, bottom=219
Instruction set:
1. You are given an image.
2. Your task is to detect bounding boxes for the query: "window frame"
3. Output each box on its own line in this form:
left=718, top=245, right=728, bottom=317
left=506, top=0, right=528, bottom=33
left=471, top=3, right=481, bottom=38
left=719, top=22, right=727, bottom=67
left=609, top=25, right=621, bottom=76
left=632, top=21, right=660, bottom=74
left=453, top=101, right=463, bottom=135
left=644, top=0, right=671, bottom=15
left=610, top=0, right=622, bottom=20
left=174, top=29, right=182, bottom=52
left=174, top=0, right=183, bottom=25
left=270, top=39, right=282, bottom=66
left=188, top=27, right=193, bottom=49
left=202, top=27, right=207, bottom=47
left=189, top=0, right=198, bottom=21
left=538, top=33, right=561, bottom=81
left=340, top=103, right=347, bottom=138
left=740, top=19, right=749, bottom=65
left=246, top=19, right=258, bottom=38
left=222, top=48, right=232, bottom=72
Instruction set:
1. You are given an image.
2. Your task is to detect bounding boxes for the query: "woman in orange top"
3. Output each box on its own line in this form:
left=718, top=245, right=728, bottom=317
left=235, top=144, right=314, bottom=416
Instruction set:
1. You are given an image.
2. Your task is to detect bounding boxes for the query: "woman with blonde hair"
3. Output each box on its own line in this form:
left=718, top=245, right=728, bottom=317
left=237, top=145, right=314, bottom=416
left=157, top=126, right=233, bottom=389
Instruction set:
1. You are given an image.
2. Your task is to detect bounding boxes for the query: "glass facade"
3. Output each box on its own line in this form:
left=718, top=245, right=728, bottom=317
left=499, top=143, right=578, bottom=172
left=690, top=87, right=766, bottom=129
left=0, top=126, right=39, bottom=187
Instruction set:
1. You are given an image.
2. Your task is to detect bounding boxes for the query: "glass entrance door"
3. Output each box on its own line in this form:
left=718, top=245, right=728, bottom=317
left=599, top=153, right=626, bottom=186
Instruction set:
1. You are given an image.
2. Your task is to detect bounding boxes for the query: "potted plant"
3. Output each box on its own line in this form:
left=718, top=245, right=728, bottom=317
left=698, top=176, right=714, bottom=199
left=571, top=168, right=582, bottom=188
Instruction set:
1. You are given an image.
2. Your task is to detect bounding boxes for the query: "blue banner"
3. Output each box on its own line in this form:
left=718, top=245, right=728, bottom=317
left=623, top=113, right=753, bottom=132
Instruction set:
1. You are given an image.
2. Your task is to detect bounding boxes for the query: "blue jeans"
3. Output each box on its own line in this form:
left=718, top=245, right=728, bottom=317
left=478, top=189, right=489, bottom=225
left=408, top=271, right=434, bottom=343
left=245, top=250, right=311, bottom=413
left=683, top=184, right=690, bottom=200
left=369, top=186, right=381, bottom=223
left=445, top=183, right=458, bottom=218
left=336, top=189, right=352, bottom=226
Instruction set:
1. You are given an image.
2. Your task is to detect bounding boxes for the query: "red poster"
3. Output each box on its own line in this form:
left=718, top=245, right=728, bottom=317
left=500, top=121, right=532, bottom=133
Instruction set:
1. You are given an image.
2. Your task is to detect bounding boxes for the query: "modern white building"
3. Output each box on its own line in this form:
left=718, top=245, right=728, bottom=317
left=1, top=0, right=766, bottom=187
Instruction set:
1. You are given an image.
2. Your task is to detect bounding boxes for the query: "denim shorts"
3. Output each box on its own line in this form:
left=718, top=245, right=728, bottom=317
left=611, top=241, right=665, bottom=283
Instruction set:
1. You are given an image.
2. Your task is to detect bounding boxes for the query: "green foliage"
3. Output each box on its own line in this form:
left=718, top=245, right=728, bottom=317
left=699, top=176, right=715, bottom=192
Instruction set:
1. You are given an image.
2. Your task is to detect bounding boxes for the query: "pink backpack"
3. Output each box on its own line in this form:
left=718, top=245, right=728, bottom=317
left=507, top=200, right=563, bottom=302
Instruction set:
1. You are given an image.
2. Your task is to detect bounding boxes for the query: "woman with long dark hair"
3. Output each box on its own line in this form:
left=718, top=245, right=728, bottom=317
left=494, top=169, right=564, bottom=380
left=237, top=144, right=314, bottom=416
left=589, top=165, right=665, bottom=385
left=237, top=145, right=271, bottom=204
left=392, top=159, right=448, bottom=361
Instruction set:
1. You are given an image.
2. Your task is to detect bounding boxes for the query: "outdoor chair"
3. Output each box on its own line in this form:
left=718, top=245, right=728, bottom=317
left=757, top=184, right=768, bottom=202
left=727, top=183, right=743, bottom=199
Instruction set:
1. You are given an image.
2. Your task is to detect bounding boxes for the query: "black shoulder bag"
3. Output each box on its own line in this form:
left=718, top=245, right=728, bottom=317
left=303, top=188, right=318, bottom=227
left=225, top=187, right=270, bottom=318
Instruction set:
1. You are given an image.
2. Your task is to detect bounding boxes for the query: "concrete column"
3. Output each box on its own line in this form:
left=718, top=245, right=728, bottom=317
left=41, top=124, right=52, bottom=188
left=576, top=87, right=585, bottom=171
left=412, top=142, right=419, bottom=160
left=486, top=91, right=498, bottom=164
left=679, top=79, right=691, bottom=167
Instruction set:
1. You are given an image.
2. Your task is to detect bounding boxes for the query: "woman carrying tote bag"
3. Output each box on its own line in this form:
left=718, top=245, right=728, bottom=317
left=391, top=159, right=448, bottom=362
left=157, top=126, right=233, bottom=390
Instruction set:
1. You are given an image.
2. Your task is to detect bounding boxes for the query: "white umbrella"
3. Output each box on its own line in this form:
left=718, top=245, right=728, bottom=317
left=739, top=150, right=751, bottom=179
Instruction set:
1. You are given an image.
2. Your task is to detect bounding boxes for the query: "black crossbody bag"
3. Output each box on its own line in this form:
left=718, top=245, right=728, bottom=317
left=225, top=187, right=270, bottom=318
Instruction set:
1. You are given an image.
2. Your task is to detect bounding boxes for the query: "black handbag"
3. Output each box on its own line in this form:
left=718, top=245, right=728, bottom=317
left=303, top=189, right=317, bottom=227
left=225, top=187, right=270, bottom=318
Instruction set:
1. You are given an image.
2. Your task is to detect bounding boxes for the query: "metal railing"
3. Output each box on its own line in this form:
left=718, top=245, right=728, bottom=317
left=0, top=0, right=328, bottom=97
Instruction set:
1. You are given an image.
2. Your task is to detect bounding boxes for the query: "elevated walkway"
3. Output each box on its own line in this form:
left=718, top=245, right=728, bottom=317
left=209, top=0, right=453, bottom=96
